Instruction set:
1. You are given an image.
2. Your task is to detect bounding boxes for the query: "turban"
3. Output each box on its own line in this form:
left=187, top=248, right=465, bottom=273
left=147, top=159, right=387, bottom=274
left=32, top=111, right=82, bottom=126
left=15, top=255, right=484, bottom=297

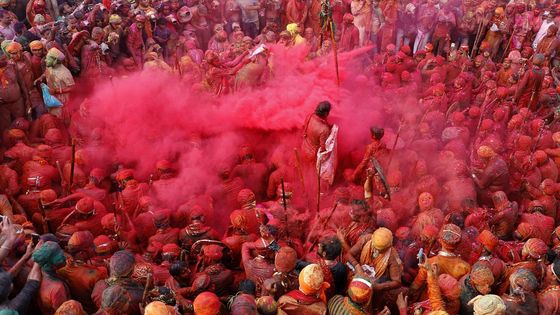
left=286, top=23, right=299, bottom=35
left=94, top=235, right=116, bottom=255
left=275, top=246, right=297, bottom=273
left=162, top=243, right=180, bottom=256
left=534, top=150, right=548, bottom=164
left=109, top=14, right=122, bottom=24
left=101, top=214, right=115, bottom=230
left=29, top=40, right=43, bottom=50
left=153, top=209, right=170, bottom=226
left=67, top=231, right=94, bottom=253
left=343, top=13, right=354, bottom=22
left=494, top=7, right=504, bottom=15
left=470, top=264, right=494, bottom=287
left=299, top=264, right=329, bottom=299
left=109, top=250, right=135, bottom=278
left=237, top=189, right=256, bottom=206
left=509, top=268, right=538, bottom=292
left=478, top=230, right=498, bottom=252
left=231, top=294, right=257, bottom=315
left=438, top=274, right=460, bottom=299
left=468, top=295, right=505, bottom=315
left=522, top=238, right=548, bottom=259
left=46, top=48, right=65, bottom=61
left=115, top=169, right=134, bottom=181
left=44, top=128, right=63, bottom=144
left=131, top=262, right=153, bottom=282
left=39, top=189, right=57, bottom=203
left=32, top=241, right=65, bottom=269
left=480, top=119, right=493, bottom=131
left=477, top=146, right=495, bottom=158
left=101, top=285, right=130, bottom=312
left=371, top=227, right=393, bottom=251
left=202, top=245, right=223, bottom=262
left=395, top=227, right=410, bottom=240
left=256, top=296, right=277, bottom=314
left=34, top=14, right=45, bottom=24
left=75, top=197, right=95, bottom=215
left=517, top=135, right=532, bottom=150
left=54, top=300, right=86, bottom=315
left=468, top=106, right=481, bottom=118
left=144, top=301, right=171, bottom=315
left=7, top=128, right=25, bottom=139
left=1, top=40, right=12, bottom=55
left=5, top=42, right=22, bottom=54
left=193, top=292, right=221, bottom=315
left=439, top=224, right=462, bottom=246
left=516, top=222, right=534, bottom=240
left=553, top=132, right=560, bottom=143
left=451, top=111, right=465, bottom=123
left=156, top=159, right=172, bottom=171
left=229, top=210, right=247, bottom=229
left=421, top=225, right=439, bottom=241
left=347, top=276, right=373, bottom=304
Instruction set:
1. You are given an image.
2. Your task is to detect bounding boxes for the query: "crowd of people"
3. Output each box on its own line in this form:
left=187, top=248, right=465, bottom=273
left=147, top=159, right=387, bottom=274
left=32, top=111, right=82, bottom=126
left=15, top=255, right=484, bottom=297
left=0, top=0, right=559, bottom=313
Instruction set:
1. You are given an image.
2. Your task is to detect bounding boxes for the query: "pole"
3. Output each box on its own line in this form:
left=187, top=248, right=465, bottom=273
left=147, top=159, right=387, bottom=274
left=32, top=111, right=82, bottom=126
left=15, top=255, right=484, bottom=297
left=280, top=178, right=290, bottom=240
left=307, top=202, right=338, bottom=253
left=317, top=158, right=322, bottom=214
left=329, top=19, right=340, bottom=86
left=69, top=139, right=76, bottom=192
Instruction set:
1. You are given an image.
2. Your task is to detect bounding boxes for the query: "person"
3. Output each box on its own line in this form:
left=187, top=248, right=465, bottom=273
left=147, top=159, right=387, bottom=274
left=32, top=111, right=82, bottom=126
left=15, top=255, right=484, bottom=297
left=302, top=101, right=332, bottom=163
left=468, top=294, right=506, bottom=315
left=237, top=0, right=260, bottom=38
left=0, top=258, right=41, bottom=314
left=459, top=263, right=495, bottom=314
left=346, top=227, right=402, bottom=311
left=538, top=258, right=560, bottom=314
left=41, top=47, right=74, bottom=118
left=327, top=276, right=373, bottom=314
left=32, top=241, right=71, bottom=315
left=277, top=263, right=328, bottom=314
left=514, top=54, right=545, bottom=110
left=0, top=52, right=29, bottom=134
left=471, top=146, right=510, bottom=204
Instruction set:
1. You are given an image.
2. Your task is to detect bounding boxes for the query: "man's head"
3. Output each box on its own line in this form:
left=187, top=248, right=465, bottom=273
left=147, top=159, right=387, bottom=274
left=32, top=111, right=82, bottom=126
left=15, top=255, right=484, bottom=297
left=32, top=241, right=67, bottom=271
left=533, top=54, right=545, bottom=67
left=315, top=101, right=331, bottom=118
left=418, top=192, right=434, bottom=211
left=349, top=199, right=368, bottom=221
left=370, top=127, right=384, bottom=141
left=470, top=263, right=494, bottom=294
left=318, top=235, right=341, bottom=260
left=169, top=261, right=190, bottom=282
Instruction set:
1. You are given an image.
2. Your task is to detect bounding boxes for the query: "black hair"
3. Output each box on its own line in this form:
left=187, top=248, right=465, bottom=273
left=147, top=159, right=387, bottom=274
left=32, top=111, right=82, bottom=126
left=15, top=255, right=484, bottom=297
left=350, top=199, right=368, bottom=210
left=157, top=17, right=167, bottom=25
left=448, top=212, right=465, bottom=229
left=553, top=258, right=560, bottom=281
left=239, top=279, right=256, bottom=295
left=370, top=127, right=384, bottom=140
left=315, top=101, right=331, bottom=118
left=320, top=235, right=342, bottom=260
left=169, top=261, right=188, bottom=277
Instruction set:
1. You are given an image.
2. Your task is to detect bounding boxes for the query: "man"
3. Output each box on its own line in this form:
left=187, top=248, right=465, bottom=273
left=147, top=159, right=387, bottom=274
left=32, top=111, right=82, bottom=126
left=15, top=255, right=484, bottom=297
left=532, top=11, right=556, bottom=49
left=472, top=146, right=509, bottom=204
left=277, top=264, right=328, bottom=314
left=237, top=0, right=260, bottom=38
left=302, top=101, right=332, bottom=164
left=32, top=241, right=70, bottom=314
left=126, top=15, right=146, bottom=67
left=0, top=9, right=14, bottom=40
left=538, top=258, right=560, bottom=314
left=327, top=276, right=373, bottom=315
left=57, top=231, right=108, bottom=313
left=514, top=54, right=545, bottom=110
left=336, top=199, right=375, bottom=252
left=501, top=268, right=539, bottom=314
left=91, top=250, right=144, bottom=315
left=536, top=24, right=559, bottom=63
left=285, top=0, right=307, bottom=27
left=459, top=263, right=495, bottom=315
left=410, top=224, right=471, bottom=300
left=0, top=52, right=29, bottom=134
left=346, top=227, right=402, bottom=311
left=43, top=47, right=74, bottom=118
left=339, top=13, right=360, bottom=52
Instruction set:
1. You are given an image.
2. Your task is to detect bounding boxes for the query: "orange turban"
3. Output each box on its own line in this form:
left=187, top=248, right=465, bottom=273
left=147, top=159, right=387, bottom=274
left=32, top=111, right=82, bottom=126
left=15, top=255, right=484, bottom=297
left=75, top=197, right=95, bottom=215
left=5, top=42, right=22, bottom=54
left=202, top=245, right=223, bottom=262
left=477, top=146, right=495, bottom=158
left=54, top=300, right=86, bottom=315
left=144, top=301, right=173, bottom=315
left=516, top=222, right=534, bottom=240
left=39, top=189, right=57, bottom=203
left=230, top=209, right=247, bottom=229
left=67, top=231, right=94, bottom=253
left=470, top=264, right=494, bottom=287
left=7, top=128, right=25, bottom=140
left=193, top=292, right=221, bottom=315
left=237, top=189, right=256, bottom=206
left=478, top=230, right=498, bottom=252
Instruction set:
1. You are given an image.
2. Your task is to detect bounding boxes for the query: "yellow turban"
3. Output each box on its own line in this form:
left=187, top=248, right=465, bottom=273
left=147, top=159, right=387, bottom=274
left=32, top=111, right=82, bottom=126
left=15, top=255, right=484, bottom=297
left=468, top=294, right=506, bottom=315
left=477, top=146, right=495, bottom=158
left=286, top=23, right=299, bottom=35
left=109, top=14, right=122, bottom=24
left=299, top=264, right=330, bottom=303
left=372, top=227, right=393, bottom=251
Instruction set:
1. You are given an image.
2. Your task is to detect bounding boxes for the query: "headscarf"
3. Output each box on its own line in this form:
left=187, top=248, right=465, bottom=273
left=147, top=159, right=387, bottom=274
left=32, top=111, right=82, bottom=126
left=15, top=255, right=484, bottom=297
left=109, top=250, right=135, bottom=278
left=101, top=285, right=130, bottom=313
left=54, top=300, right=86, bottom=315
left=468, top=294, right=506, bottom=315
left=193, top=291, right=221, bottom=315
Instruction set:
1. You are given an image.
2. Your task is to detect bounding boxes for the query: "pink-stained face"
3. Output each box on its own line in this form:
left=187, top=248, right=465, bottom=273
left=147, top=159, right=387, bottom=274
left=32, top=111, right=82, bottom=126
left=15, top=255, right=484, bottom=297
left=418, top=192, right=434, bottom=211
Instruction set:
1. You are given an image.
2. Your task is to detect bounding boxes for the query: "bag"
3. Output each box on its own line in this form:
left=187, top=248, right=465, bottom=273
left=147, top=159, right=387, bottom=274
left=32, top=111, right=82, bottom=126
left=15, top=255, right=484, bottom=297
left=40, top=83, right=63, bottom=108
